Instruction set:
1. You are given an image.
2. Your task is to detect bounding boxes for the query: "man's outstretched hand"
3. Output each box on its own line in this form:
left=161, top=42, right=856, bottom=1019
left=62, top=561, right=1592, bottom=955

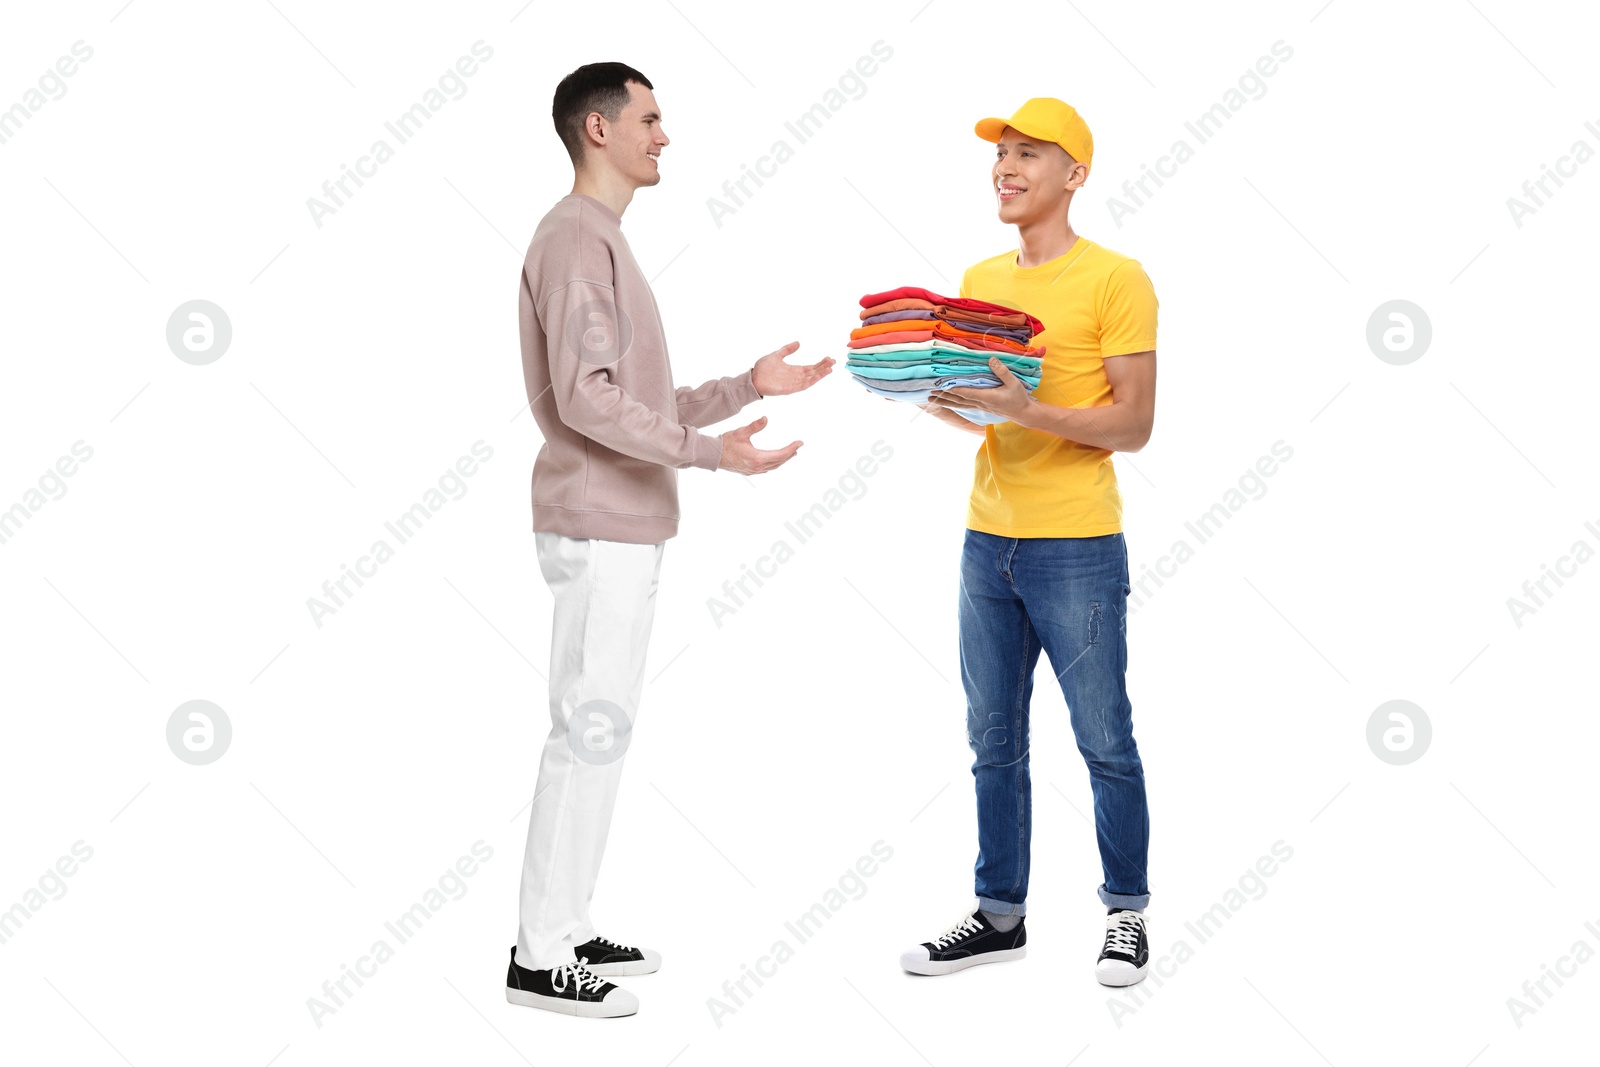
left=718, top=415, right=800, bottom=474
left=752, top=341, right=833, bottom=397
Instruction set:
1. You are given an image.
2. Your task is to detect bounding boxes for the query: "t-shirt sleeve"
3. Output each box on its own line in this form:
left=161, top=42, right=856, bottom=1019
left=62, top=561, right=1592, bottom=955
left=1098, top=260, right=1158, bottom=358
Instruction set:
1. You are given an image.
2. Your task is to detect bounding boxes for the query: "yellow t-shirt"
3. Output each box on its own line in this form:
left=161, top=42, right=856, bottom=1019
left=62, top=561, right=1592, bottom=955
left=960, top=237, right=1158, bottom=537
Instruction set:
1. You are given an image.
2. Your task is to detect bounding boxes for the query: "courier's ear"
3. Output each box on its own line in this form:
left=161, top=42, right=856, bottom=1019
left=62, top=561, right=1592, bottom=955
left=1060, top=148, right=1088, bottom=192
left=1040, top=141, right=1087, bottom=193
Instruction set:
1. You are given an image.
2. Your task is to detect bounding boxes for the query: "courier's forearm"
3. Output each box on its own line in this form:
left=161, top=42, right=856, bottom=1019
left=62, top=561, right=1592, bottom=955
left=1016, top=397, right=1151, bottom=452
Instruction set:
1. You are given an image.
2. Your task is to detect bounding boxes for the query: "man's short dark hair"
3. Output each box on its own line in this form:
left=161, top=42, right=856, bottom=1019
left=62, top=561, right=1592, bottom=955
left=552, top=62, right=654, bottom=167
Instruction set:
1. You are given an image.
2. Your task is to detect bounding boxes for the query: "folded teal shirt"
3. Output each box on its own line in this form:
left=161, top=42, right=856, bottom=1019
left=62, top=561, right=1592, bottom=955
left=847, top=345, right=1042, bottom=373
left=847, top=356, right=1040, bottom=376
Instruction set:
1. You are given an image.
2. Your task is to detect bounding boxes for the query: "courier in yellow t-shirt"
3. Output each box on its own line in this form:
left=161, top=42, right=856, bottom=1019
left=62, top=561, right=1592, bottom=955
left=959, top=238, right=1158, bottom=537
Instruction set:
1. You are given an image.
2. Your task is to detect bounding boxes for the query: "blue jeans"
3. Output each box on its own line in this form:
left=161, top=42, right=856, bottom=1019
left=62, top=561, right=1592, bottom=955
left=959, top=529, right=1150, bottom=914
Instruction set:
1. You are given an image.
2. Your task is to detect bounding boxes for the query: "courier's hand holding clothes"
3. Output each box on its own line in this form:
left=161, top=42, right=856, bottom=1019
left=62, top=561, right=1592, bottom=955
left=751, top=340, right=834, bottom=398
left=928, top=357, right=1035, bottom=425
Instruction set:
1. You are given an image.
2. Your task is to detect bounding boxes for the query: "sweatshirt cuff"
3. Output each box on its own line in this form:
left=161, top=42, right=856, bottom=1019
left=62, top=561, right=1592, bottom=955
left=738, top=367, right=763, bottom=402
left=691, top=431, right=722, bottom=471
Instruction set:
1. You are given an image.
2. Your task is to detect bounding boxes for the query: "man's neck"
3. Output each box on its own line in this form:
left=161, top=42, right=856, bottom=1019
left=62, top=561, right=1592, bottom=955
left=1015, top=211, right=1080, bottom=268
left=571, top=170, right=634, bottom=220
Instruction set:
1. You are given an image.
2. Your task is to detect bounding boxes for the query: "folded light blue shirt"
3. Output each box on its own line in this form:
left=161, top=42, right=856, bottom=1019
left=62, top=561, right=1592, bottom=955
left=851, top=374, right=1019, bottom=426
left=848, top=362, right=1042, bottom=390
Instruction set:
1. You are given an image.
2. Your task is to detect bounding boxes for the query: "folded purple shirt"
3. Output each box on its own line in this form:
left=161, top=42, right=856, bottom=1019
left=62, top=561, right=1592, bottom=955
left=939, top=321, right=1035, bottom=344
left=860, top=310, right=1035, bottom=344
left=861, top=309, right=938, bottom=326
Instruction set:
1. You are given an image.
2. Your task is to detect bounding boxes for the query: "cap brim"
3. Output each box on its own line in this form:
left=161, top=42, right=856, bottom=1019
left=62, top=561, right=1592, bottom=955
left=975, top=116, right=1055, bottom=147
left=974, top=117, right=1010, bottom=143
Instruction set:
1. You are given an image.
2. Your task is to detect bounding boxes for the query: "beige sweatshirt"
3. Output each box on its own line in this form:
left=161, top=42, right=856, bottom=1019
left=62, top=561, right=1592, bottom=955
left=518, top=193, right=760, bottom=544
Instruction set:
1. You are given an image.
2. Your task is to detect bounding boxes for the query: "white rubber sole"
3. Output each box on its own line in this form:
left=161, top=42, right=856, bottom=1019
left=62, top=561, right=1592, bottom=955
left=901, top=946, right=1026, bottom=975
left=585, top=955, right=660, bottom=977
left=1095, top=961, right=1149, bottom=987
left=505, top=986, right=638, bottom=1017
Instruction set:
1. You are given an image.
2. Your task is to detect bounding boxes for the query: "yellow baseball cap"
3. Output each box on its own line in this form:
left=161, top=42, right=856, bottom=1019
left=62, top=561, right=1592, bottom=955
left=975, top=98, right=1093, bottom=169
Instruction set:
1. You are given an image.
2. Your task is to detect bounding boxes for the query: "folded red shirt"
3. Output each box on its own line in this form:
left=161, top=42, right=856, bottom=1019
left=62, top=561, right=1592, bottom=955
left=857, top=285, right=1045, bottom=335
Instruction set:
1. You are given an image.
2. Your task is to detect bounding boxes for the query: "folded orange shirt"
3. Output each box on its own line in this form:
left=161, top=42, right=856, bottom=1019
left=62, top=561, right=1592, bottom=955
left=849, top=318, right=934, bottom=340
left=859, top=298, right=939, bottom=319
left=847, top=325, right=1044, bottom=357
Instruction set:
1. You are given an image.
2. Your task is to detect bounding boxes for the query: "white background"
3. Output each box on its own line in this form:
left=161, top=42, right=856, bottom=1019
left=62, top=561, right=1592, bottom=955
left=2, top=0, right=1596, bottom=1063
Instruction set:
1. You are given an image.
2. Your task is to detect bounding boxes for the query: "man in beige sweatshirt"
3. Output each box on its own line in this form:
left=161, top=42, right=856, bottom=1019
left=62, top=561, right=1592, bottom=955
left=506, top=61, right=833, bottom=1018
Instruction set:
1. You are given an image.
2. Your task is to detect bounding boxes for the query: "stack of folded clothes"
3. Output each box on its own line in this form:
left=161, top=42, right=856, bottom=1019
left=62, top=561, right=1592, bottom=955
left=848, top=285, right=1046, bottom=425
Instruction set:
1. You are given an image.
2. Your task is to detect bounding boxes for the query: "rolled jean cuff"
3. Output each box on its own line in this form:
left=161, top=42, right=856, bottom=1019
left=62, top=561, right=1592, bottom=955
left=1098, top=884, right=1150, bottom=910
left=976, top=895, right=1026, bottom=918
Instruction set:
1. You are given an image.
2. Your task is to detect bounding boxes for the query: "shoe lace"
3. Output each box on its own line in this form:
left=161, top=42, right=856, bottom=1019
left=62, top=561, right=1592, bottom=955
left=929, top=914, right=983, bottom=949
left=595, top=935, right=634, bottom=952
left=551, top=957, right=607, bottom=995
left=1103, top=912, right=1144, bottom=956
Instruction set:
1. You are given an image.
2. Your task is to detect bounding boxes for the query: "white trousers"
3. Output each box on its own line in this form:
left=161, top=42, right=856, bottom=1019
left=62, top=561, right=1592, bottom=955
left=515, top=531, right=664, bottom=970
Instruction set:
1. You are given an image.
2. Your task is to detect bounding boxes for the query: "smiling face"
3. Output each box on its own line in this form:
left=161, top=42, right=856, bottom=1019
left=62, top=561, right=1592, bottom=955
left=608, top=80, right=669, bottom=188
left=992, top=125, right=1086, bottom=223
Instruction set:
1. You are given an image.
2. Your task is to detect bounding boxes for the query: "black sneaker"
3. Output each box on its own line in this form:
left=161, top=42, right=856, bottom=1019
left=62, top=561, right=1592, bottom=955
left=575, top=935, right=661, bottom=976
left=505, top=946, right=638, bottom=1017
left=900, top=909, right=1026, bottom=975
left=1095, top=908, right=1149, bottom=986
